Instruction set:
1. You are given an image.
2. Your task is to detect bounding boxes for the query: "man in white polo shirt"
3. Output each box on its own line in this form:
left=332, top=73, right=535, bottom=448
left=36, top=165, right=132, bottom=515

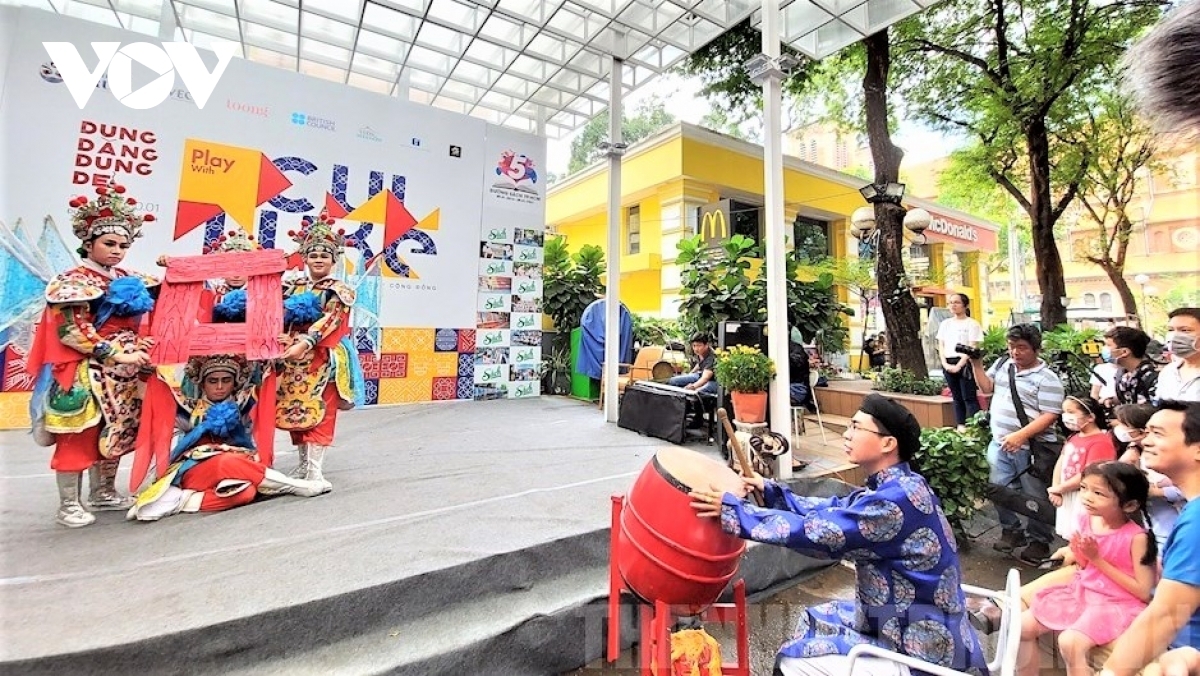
left=969, top=323, right=1065, bottom=565
left=1157, top=308, right=1200, bottom=404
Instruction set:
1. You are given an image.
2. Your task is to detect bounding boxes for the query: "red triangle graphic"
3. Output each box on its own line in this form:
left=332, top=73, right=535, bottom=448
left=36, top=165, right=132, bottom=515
left=324, top=192, right=349, bottom=219
left=174, top=201, right=224, bottom=239
left=256, top=155, right=292, bottom=206
left=383, top=191, right=418, bottom=243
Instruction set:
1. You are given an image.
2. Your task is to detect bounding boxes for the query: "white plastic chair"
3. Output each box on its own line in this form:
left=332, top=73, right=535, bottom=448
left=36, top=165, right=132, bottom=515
left=846, top=568, right=1023, bottom=676
left=792, top=369, right=828, bottom=445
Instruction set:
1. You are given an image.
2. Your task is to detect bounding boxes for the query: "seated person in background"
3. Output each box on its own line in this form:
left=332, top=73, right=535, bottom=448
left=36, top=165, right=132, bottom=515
left=788, top=336, right=814, bottom=411
left=871, top=332, right=890, bottom=370
left=690, top=393, right=987, bottom=676
left=668, top=332, right=718, bottom=397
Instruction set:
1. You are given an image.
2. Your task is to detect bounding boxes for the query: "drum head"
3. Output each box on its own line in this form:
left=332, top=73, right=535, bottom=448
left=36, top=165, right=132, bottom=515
left=653, top=447, right=744, bottom=494
left=650, top=360, right=675, bottom=382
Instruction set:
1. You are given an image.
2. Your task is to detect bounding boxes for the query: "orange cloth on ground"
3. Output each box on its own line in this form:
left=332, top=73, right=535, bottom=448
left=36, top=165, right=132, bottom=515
left=670, top=628, right=723, bottom=676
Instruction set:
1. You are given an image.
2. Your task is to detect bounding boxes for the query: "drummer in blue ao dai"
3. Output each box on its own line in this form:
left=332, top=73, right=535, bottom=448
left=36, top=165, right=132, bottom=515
left=689, top=393, right=987, bottom=675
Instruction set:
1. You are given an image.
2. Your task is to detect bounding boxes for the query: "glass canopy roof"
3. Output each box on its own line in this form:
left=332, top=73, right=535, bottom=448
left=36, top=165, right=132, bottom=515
left=8, top=0, right=936, bottom=138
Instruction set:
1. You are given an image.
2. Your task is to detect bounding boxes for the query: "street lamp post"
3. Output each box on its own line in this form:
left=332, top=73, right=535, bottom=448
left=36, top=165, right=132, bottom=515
left=850, top=200, right=931, bottom=373
left=1135, top=274, right=1150, bottom=329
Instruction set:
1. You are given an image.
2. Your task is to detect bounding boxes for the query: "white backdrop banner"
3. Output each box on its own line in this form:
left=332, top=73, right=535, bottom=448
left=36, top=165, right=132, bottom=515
left=0, top=6, right=546, bottom=410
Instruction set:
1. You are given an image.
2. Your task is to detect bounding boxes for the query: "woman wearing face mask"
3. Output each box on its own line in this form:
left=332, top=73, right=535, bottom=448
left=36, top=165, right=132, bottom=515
left=1114, top=403, right=1185, bottom=555
left=1156, top=307, right=1200, bottom=402
left=1048, top=395, right=1117, bottom=540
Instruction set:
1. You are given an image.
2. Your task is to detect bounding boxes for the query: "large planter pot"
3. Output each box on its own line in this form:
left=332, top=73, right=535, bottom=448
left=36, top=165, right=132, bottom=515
left=814, top=382, right=958, bottom=429
left=730, top=390, right=768, bottom=423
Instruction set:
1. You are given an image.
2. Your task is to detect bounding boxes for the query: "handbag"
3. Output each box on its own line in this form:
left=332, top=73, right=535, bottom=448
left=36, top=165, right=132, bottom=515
left=1007, top=362, right=1062, bottom=484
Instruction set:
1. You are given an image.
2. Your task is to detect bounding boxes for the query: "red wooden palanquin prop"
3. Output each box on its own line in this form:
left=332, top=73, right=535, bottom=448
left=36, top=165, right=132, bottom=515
left=130, top=249, right=286, bottom=491
left=150, top=249, right=286, bottom=363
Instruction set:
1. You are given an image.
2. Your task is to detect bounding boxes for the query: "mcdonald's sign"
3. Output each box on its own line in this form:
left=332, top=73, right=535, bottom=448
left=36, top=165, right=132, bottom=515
left=699, top=199, right=731, bottom=248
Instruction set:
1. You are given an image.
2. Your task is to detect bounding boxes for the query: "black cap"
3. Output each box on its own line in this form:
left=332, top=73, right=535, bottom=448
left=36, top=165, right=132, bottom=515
left=859, top=393, right=922, bottom=460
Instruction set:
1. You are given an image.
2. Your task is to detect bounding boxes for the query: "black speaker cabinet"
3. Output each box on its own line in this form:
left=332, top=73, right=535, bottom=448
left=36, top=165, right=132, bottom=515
left=618, top=382, right=689, bottom=444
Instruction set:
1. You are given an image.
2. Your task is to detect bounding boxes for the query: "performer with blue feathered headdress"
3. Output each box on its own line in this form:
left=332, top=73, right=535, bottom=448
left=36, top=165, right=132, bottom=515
left=275, top=208, right=363, bottom=490
left=126, top=354, right=329, bottom=521
left=25, top=181, right=159, bottom=528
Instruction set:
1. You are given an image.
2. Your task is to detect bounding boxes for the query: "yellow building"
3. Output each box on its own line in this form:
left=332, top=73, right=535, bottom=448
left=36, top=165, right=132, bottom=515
left=546, top=123, right=1001, bottom=363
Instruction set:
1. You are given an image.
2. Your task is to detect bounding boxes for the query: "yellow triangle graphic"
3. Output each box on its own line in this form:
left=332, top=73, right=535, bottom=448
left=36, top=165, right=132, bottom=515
left=345, top=191, right=388, bottom=223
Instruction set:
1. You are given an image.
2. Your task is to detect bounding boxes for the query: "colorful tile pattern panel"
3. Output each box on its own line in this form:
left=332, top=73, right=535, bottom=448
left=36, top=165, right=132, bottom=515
left=432, top=377, right=457, bottom=401
left=0, top=392, right=32, bottom=429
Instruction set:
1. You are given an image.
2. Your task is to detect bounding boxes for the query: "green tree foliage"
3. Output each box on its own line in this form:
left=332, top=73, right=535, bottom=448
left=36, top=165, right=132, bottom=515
left=675, top=18, right=818, bottom=115
left=1075, top=87, right=1159, bottom=319
left=895, top=0, right=1167, bottom=328
left=542, top=235, right=606, bottom=352
left=567, top=97, right=676, bottom=174
left=674, top=234, right=851, bottom=356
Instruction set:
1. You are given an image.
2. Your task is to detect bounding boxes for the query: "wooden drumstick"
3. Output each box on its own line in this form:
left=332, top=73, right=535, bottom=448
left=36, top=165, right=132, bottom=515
left=717, top=408, right=764, bottom=507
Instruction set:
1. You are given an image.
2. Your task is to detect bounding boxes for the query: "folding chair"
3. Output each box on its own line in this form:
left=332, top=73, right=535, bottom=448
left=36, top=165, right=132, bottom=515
left=792, top=370, right=828, bottom=445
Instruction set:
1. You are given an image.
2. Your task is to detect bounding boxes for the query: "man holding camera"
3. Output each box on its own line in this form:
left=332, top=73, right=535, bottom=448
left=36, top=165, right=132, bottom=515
left=969, top=324, right=1065, bottom=565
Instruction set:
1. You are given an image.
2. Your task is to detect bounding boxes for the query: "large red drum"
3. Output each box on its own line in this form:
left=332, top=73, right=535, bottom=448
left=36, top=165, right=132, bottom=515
left=616, top=447, right=746, bottom=614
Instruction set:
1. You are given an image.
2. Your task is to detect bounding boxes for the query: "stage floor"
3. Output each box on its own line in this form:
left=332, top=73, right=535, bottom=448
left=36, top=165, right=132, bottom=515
left=0, top=397, right=842, bottom=675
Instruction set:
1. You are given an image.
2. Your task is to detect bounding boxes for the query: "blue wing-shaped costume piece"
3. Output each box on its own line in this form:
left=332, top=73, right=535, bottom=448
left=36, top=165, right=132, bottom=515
left=4, top=217, right=75, bottom=437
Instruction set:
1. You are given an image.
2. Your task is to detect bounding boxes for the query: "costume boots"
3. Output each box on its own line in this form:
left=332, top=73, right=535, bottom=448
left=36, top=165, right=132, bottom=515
left=258, top=468, right=331, bottom=497
left=56, top=472, right=96, bottom=528
left=304, top=445, right=333, bottom=492
left=87, top=459, right=135, bottom=510
left=289, top=444, right=309, bottom=480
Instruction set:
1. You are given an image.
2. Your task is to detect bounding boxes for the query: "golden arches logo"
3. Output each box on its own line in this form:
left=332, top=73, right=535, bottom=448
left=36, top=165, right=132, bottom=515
left=701, top=209, right=727, bottom=240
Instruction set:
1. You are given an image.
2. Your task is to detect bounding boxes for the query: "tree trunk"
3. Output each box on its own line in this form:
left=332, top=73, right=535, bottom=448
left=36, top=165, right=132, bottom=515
left=1097, top=261, right=1139, bottom=319
left=863, top=31, right=927, bottom=379
left=1025, top=119, right=1068, bottom=329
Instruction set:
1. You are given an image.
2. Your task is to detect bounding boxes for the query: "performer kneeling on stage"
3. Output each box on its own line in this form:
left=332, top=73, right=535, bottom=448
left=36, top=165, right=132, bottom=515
left=127, top=354, right=330, bottom=522
left=690, top=393, right=986, bottom=676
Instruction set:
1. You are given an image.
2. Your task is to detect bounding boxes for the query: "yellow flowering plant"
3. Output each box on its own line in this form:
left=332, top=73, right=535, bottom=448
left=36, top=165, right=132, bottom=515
left=713, top=345, right=776, bottom=393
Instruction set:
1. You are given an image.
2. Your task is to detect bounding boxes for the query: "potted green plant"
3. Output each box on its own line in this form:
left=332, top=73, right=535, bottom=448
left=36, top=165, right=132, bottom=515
left=713, top=345, right=776, bottom=423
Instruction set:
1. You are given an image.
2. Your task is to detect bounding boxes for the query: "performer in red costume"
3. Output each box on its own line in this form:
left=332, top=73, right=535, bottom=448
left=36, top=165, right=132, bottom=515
left=127, top=354, right=329, bottom=521
left=27, top=182, right=158, bottom=528
left=276, top=208, right=362, bottom=490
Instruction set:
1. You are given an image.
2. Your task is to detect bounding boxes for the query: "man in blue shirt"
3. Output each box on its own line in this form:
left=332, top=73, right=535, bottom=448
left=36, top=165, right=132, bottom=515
left=691, top=393, right=986, bottom=675
left=1102, top=400, right=1200, bottom=676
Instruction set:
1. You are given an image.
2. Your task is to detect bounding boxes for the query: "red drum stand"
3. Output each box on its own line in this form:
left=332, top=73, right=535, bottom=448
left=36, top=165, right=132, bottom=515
left=607, top=494, right=750, bottom=676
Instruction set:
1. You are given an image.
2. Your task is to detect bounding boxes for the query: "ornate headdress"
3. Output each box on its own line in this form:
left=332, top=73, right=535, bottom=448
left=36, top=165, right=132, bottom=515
left=185, top=354, right=252, bottom=387
left=67, top=182, right=153, bottom=243
left=204, top=228, right=262, bottom=254
left=288, top=208, right=354, bottom=258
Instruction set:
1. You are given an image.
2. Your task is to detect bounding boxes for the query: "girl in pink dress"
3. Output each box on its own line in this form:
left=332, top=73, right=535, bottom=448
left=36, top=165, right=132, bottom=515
left=1048, top=395, right=1117, bottom=539
left=1018, top=461, right=1158, bottom=676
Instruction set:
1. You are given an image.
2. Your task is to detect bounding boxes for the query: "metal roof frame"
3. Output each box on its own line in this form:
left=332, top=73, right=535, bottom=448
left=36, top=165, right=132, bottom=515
left=15, top=0, right=937, bottom=138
